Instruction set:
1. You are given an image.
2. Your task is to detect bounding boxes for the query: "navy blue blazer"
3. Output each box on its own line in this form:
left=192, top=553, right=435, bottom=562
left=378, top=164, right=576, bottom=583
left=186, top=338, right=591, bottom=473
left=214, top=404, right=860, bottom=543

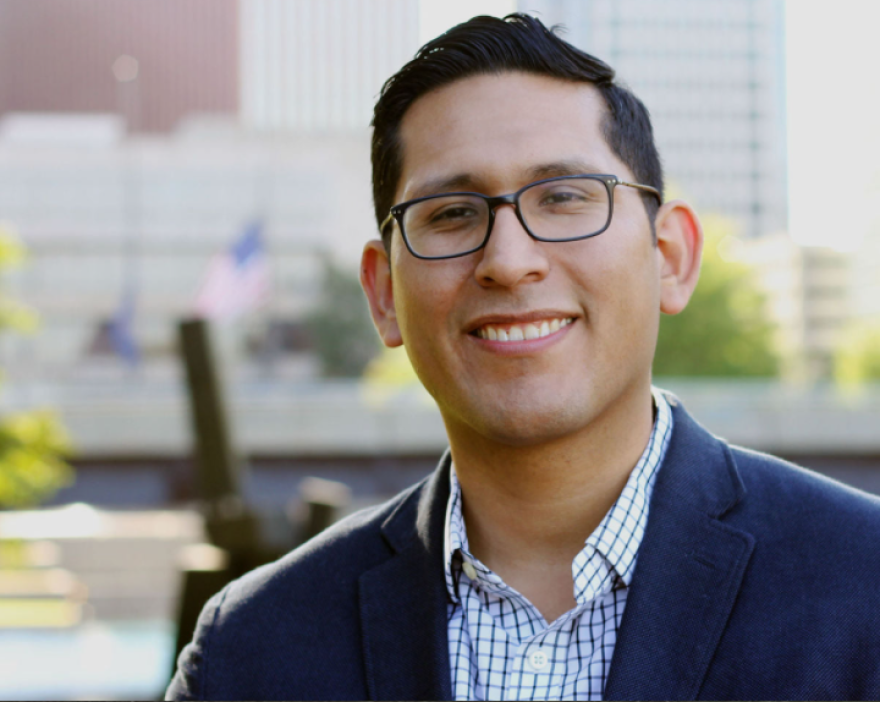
left=167, top=396, right=880, bottom=700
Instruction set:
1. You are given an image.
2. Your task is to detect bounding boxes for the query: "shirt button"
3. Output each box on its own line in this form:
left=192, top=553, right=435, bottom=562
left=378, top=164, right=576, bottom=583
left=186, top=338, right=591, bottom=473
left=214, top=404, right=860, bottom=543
left=462, top=560, right=477, bottom=580
left=528, top=648, right=549, bottom=671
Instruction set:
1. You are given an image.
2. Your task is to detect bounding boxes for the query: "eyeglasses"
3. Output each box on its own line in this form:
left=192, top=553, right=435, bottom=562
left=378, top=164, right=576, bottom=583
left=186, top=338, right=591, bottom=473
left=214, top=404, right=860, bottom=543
left=380, top=174, right=662, bottom=260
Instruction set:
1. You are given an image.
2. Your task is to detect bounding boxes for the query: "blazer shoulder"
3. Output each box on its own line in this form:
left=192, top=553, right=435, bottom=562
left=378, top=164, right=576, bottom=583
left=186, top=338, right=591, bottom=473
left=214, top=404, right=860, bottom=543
left=722, top=442, right=880, bottom=580
left=729, top=443, right=880, bottom=525
left=661, top=396, right=880, bottom=528
left=232, top=471, right=433, bottom=599
left=690, top=444, right=880, bottom=699
left=166, top=478, right=430, bottom=701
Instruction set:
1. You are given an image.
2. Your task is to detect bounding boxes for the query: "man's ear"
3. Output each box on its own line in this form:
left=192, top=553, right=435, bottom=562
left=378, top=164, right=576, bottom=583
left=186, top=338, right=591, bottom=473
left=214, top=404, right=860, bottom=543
left=360, top=239, right=403, bottom=347
left=654, top=199, right=703, bottom=315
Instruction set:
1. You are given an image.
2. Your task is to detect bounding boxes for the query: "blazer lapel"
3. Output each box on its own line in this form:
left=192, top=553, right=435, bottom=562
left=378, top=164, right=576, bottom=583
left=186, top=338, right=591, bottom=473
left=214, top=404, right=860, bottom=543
left=359, top=454, right=453, bottom=701
left=604, top=399, right=756, bottom=701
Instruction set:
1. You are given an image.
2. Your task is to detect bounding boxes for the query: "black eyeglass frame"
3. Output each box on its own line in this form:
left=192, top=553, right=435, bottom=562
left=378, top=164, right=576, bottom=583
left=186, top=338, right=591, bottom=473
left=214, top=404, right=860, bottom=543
left=380, top=174, right=663, bottom=261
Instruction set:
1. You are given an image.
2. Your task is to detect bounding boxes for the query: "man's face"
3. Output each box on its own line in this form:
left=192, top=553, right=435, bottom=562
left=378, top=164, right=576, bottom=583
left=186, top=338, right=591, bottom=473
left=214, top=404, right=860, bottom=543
left=366, top=72, right=669, bottom=448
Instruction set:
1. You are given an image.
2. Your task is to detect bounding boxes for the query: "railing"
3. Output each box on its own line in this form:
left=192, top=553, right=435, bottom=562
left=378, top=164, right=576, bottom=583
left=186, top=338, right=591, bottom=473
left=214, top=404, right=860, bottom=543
left=2, top=377, right=879, bottom=457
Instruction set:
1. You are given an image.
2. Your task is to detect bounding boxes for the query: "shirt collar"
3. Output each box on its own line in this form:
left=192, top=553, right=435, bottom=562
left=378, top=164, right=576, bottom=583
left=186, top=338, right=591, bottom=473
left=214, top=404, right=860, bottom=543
left=443, top=388, right=674, bottom=603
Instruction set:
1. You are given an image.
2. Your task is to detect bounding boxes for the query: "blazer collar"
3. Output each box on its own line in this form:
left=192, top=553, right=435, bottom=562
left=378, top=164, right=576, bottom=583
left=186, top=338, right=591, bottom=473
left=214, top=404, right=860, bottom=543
left=604, top=395, right=756, bottom=700
left=359, top=451, right=453, bottom=701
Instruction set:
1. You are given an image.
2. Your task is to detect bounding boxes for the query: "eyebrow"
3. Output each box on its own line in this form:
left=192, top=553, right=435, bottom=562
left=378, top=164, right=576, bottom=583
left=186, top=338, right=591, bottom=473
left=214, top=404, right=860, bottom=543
left=527, top=159, right=607, bottom=180
left=407, top=173, right=478, bottom=200
left=406, top=159, right=608, bottom=200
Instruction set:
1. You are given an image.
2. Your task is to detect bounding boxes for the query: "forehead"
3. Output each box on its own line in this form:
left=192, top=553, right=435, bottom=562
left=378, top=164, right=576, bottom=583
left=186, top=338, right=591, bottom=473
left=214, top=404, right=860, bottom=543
left=396, top=72, right=626, bottom=201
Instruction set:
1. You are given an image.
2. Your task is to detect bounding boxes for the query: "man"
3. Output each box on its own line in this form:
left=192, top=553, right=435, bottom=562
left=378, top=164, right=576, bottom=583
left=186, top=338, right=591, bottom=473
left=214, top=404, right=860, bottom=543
left=168, top=15, right=880, bottom=701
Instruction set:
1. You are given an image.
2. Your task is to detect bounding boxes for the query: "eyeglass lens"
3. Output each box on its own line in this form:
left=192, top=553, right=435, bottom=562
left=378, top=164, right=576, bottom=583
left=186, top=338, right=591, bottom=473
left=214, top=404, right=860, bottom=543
left=401, top=177, right=610, bottom=258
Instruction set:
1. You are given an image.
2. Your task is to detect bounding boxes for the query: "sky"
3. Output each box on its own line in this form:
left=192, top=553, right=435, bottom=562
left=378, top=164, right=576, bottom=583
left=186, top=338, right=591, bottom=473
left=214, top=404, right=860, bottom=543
left=419, top=1, right=880, bottom=253
left=786, top=1, right=880, bottom=250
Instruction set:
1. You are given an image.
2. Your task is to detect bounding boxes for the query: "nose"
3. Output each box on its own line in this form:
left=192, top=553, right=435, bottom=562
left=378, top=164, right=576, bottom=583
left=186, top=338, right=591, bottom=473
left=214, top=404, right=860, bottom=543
left=473, top=204, right=550, bottom=288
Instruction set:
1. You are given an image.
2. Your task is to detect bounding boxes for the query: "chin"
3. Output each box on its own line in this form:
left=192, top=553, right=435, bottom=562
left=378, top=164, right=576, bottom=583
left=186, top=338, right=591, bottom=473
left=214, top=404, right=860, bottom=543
left=462, top=396, right=594, bottom=448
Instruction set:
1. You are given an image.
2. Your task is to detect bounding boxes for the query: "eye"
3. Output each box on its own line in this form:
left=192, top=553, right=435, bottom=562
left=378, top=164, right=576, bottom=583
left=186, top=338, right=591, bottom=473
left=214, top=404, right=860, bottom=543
left=539, top=189, right=587, bottom=206
left=405, top=196, right=486, bottom=236
left=428, top=203, right=480, bottom=224
left=527, top=179, right=607, bottom=213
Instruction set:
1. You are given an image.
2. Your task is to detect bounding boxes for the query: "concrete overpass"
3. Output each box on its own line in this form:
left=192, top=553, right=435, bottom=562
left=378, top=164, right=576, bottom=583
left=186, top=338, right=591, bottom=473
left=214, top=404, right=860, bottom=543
left=4, top=378, right=879, bottom=506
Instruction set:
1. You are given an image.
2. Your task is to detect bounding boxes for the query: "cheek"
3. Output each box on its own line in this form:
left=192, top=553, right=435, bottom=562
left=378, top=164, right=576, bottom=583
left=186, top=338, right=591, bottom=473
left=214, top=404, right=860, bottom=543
left=391, top=260, right=466, bottom=353
left=391, top=268, right=466, bottom=404
left=580, top=231, right=660, bottom=342
left=616, top=248, right=662, bottom=353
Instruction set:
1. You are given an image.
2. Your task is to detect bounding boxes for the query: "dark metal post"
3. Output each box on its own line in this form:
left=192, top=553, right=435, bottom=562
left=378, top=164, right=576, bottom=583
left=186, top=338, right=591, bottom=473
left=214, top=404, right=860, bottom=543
left=300, top=477, right=352, bottom=542
left=178, top=319, right=241, bottom=503
left=172, top=319, right=352, bottom=681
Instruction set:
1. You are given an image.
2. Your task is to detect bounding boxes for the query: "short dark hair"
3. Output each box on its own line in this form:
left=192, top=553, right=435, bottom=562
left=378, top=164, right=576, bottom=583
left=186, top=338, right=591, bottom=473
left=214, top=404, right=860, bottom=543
left=371, top=13, right=664, bottom=250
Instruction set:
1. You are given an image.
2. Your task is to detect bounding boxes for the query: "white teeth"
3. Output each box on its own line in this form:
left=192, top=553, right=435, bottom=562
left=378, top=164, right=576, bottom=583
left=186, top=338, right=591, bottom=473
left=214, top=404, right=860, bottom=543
left=477, top=317, right=573, bottom=343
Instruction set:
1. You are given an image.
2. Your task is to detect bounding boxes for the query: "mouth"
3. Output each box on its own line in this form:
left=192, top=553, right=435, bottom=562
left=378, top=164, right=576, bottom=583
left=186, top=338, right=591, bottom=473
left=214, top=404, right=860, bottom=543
left=469, top=316, right=575, bottom=342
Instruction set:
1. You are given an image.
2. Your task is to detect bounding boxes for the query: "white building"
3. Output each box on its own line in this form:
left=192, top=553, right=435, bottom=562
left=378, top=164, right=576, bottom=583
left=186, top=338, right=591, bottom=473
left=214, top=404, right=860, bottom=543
left=519, top=0, right=788, bottom=240
left=738, top=227, right=880, bottom=383
left=738, top=234, right=850, bottom=380
left=0, top=115, right=375, bottom=383
left=850, top=229, right=880, bottom=324
left=239, top=0, right=420, bottom=132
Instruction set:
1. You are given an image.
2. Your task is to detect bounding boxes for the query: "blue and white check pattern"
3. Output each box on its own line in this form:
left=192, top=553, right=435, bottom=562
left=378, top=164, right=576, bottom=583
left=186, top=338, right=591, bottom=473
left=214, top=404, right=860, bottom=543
left=444, top=391, right=673, bottom=701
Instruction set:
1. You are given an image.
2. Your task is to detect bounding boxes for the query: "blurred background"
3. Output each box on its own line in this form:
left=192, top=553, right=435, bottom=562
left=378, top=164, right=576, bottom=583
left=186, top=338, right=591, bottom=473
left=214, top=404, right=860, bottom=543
left=0, top=0, right=878, bottom=698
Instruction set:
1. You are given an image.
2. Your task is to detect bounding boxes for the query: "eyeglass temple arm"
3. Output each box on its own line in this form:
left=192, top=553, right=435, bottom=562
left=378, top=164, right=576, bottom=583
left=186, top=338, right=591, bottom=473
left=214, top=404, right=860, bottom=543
left=618, top=180, right=662, bottom=204
left=379, top=212, right=395, bottom=234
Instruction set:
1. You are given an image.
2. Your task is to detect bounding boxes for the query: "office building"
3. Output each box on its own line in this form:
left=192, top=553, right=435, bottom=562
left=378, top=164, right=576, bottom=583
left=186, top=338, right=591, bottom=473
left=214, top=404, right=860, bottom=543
left=239, top=0, right=420, bottom=132
left=0, top=0, right=238, bottom=133
left=518, top=0, right=788, bottom=239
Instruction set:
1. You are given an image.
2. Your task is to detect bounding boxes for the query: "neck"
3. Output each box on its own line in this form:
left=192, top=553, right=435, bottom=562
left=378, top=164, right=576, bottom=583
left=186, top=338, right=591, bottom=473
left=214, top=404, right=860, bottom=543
left=446, top=382, right=655, bottom=622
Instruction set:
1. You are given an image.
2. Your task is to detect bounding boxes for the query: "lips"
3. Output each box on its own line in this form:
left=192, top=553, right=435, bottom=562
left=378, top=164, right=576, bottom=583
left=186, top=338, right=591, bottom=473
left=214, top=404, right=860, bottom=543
left=471, top=316, right=574, bottom=342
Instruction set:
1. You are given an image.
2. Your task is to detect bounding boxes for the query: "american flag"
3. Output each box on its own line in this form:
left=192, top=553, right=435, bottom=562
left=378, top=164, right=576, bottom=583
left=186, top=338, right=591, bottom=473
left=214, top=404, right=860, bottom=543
left=194, top=221, right=271, bottom=320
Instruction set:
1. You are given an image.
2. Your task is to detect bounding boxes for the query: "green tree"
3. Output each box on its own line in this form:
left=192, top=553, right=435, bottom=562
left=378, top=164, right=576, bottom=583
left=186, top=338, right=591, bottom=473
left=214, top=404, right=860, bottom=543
left=653, top=215, right=779, bottom=377
left=833, top=320, right=880, bottom=386
left=0, top=225, right=73, bottom=508
left=306, top=260, right=381, bottom=377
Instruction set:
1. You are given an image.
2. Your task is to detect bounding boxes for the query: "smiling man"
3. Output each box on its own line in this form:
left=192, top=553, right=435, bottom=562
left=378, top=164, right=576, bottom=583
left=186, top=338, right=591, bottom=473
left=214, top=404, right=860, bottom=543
left=168, top=15, right=880, bottom=701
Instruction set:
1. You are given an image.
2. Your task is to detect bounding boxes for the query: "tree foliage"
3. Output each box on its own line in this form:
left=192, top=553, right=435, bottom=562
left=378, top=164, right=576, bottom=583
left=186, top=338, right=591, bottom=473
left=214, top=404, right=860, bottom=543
left=0, top=225, right=73, bottom=508
left=305, top=260, right=380, bottom=377
left=833, top=320, right=880, bottom=386
left=653, top=216, right=779, bottom=377
left=0, top=409, right=72, bottom=508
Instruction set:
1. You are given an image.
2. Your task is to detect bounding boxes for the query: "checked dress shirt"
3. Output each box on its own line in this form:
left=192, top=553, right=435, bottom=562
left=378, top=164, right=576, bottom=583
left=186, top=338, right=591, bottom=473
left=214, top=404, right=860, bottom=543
left=444, top=391, right=673, bottom=701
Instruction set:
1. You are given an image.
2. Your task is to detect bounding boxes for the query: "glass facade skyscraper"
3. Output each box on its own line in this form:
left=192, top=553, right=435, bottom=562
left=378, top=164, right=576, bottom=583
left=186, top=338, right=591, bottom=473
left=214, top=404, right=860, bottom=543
left=519, top=0, right=787, bottom=239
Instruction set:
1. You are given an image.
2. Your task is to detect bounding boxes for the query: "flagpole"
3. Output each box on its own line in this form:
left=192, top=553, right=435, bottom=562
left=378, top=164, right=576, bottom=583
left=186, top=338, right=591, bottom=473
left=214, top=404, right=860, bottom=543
left=257, top=139, right=273, bottom=377
left=113, top=55, right=141, bottom=371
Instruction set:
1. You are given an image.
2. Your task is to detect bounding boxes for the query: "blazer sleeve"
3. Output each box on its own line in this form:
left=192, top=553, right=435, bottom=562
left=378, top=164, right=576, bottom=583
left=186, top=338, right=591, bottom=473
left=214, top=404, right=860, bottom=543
left=165, top=587, right=229, bottom=701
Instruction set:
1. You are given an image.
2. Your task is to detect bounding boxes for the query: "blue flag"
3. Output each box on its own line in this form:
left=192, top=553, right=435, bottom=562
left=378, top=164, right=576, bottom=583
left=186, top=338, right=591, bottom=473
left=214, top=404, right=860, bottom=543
left=109, top=286, right=139, bottom=366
